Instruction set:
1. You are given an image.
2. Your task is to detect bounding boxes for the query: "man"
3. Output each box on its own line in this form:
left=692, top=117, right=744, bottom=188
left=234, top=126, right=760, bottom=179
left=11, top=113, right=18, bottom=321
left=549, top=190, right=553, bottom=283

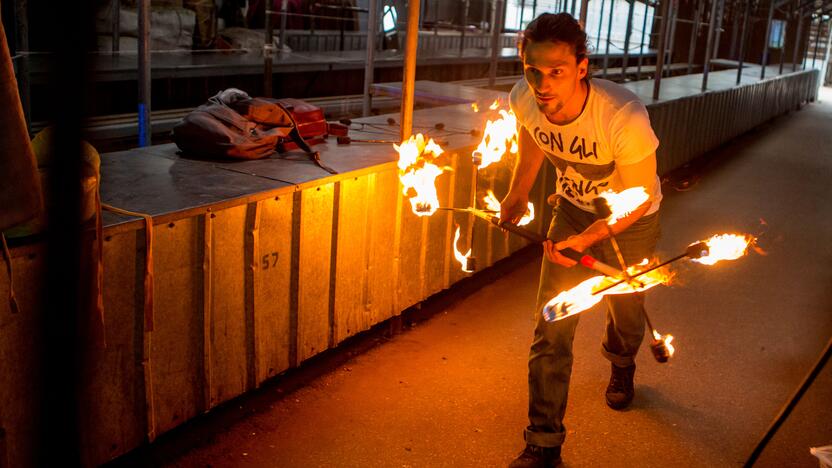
left=501, top=13, right=662, bottom=468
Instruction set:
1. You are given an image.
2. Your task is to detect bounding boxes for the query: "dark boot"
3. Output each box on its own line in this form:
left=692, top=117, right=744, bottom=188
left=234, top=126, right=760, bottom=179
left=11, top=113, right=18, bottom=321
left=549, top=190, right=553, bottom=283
left=508, top=444, right=562, bottom=468
left=605, top=363, right=636, bottom=410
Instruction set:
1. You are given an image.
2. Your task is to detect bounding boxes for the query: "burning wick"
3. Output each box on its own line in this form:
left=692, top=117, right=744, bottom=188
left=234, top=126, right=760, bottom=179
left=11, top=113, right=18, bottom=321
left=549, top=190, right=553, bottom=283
left=472, top=109, right=519, bottom=169
left=453, top=226, right=475, bottom=273
left=489, top=99, right=501, bottom=110
left=542, top=261, right=672, bottom=322
left=482, top=190, right=535, bottom=226
left=394, top=133, right=447, bottom=217
left=650, top=329, right=675, bottom=362
left=598, top=187, right=650, bottom=225
left=691, top=233, right=755, bottom=265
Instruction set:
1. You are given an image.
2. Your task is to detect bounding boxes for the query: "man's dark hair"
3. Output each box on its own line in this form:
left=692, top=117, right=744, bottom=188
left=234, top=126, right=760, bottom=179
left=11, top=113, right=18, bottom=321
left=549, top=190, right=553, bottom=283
left=518, top=13, right=589, bottom=63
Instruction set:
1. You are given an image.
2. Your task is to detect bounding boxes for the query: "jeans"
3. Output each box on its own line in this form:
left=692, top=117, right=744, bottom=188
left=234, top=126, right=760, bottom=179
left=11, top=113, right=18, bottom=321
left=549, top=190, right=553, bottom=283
left=524, top=199, right=660, bottom=448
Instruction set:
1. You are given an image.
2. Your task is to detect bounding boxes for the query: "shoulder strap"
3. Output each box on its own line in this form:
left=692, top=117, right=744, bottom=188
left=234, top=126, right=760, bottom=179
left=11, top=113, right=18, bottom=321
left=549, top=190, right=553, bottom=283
left=274, top=102, right=338, bottom=175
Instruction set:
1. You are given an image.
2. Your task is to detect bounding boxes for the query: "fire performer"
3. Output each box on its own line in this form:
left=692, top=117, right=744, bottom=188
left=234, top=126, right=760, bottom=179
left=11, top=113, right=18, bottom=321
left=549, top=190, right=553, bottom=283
left=502, top=13, right=663, bottom=467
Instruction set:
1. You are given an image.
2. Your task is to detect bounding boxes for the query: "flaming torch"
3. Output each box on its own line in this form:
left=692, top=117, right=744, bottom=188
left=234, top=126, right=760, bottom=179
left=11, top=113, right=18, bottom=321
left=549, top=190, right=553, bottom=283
left=453, top=226, right=475, bottom=273
left=394, top=133, right=447, bottom=216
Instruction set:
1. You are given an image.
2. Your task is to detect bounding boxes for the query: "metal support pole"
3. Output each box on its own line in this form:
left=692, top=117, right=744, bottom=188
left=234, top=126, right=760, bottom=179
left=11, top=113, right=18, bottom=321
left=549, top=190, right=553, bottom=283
left=579, top=0, right=589, bottom=27
left=820, top=17, right=832, bottom=83
left=729, top=8, right=740, bottom=58
left=603, top=0, right=615, bottom=78
left=812, top=17, right=823, bottom=69
left=339, top=0, right=346, bottom=51
left=712, top=0, right=723, bottom=59
left=112, top=0, right=121, bottom=53
left=488, top=0, right=504, bottom=87
left=736, top=0, right=751, bottom=85
left=779, top=9, right=790, bottom=74
left=792, top=4, right=804, bottom=71
left=702, top=0, right=720, bottom=90
left=653, top=0, right=670, bottom=100
left=400, top=0, right=422, bottom=141
left=533, top=0, right=539, bottom=19
left=636, top=0, right=648, bottom=80
left=138, top=0, right=151, bottom=147
left=363, top=0, right=379, bottom=116
left=761, top=0, right=776, bottom=78
left=571, top=0, right=577, bottom=17
left=596, top=0, right=606, bottom=51
left=665, top=0, right=678, bottom=77
left=622, top=0, right=635, bottom=77
left=280, top=0, right=288, bottom=54
left=687, top=0, right=704, bottom=74
left=264, top=0, right=274, bottom=97
left=460, top=0, right=469, bottom=54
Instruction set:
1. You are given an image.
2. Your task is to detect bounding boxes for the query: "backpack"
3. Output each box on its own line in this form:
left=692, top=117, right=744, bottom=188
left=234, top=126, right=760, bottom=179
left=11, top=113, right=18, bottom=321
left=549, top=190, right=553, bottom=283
left=172, top=88, right=337, bottom=173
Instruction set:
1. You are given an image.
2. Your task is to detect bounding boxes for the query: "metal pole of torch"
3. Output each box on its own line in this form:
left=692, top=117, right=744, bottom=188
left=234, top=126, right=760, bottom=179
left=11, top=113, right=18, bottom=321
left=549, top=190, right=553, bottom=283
left=744, top=336, right=832, bottom=467
left=400, top=0, right=422, bottom=141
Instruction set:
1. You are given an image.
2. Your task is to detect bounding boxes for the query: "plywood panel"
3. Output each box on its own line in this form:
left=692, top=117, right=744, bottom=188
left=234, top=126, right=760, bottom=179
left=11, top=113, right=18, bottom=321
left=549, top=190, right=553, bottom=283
left=207, top=204, right=248, bottom=408
left=80, top=230, right=145, bottom=466
left=422, top=160, right=453, bottom=298
left=367, top=170, right=399, bottom=324
left=254, top=196, right=293, bottom=383
left=396, top=195, right=425, bottom=312
left=448, top=151, right=476, bottom=283
left=151, top=217, right=203, bottom=435
left=0, top=247, right=45, bottom=468
left=297, top=183, right=334, bottom=363
left=334, top=176, right=371, bottom=343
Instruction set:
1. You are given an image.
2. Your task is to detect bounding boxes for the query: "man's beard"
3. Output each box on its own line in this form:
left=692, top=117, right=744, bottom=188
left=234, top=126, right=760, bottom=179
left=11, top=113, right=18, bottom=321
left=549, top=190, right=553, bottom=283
left=536, top=99, right=564, bottom=118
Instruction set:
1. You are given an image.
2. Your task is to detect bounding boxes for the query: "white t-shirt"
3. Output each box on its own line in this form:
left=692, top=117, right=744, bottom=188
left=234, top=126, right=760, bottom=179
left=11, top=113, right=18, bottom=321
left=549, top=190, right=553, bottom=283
left=509, top=78, right=662, bottom=215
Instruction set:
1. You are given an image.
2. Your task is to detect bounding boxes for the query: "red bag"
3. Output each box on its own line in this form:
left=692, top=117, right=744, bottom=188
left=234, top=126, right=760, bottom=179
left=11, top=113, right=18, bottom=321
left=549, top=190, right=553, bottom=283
left=173, top=89, right=338, bottom=173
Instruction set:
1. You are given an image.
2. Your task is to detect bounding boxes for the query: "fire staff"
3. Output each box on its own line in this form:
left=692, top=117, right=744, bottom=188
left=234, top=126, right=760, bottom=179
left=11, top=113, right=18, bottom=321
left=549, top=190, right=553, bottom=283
left=500, top=13, right=664, bottom=468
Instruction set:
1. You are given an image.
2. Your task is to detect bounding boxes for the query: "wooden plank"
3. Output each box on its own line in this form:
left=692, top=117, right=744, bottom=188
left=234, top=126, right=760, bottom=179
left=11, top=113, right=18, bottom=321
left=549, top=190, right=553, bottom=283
left=448, top=151, right=477, bottom=282
left=151, top=217, right=203, bottom=435
left=396, top=193, right=425, bottom=312
left=422, top=162, right=453, bottom=298
left=253, top=196, right=293, bottom=383
left=297, top=183, right=334, bottom=363
left=207, top=205, right=248, bottom=408
left=79, top=230, right=144, bottom=466
left=0, top=246, right=45, bottom=468
left=334, top=176, right=371, bottom=343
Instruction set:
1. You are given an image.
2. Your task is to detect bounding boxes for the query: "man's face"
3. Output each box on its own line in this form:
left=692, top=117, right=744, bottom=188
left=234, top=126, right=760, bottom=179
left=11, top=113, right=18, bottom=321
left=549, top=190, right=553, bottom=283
left=522, top=40, right=588, bottom=119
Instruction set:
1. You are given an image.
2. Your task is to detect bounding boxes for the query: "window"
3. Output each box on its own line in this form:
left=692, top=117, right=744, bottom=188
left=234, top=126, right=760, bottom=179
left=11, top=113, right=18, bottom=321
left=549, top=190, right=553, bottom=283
left=769, top=19, right=786, bottom=49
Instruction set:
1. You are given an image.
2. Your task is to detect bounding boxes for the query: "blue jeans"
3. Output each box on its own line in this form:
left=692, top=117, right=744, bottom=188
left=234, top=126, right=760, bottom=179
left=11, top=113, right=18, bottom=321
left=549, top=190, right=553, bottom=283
left=524, top=199, right=660, bottom=448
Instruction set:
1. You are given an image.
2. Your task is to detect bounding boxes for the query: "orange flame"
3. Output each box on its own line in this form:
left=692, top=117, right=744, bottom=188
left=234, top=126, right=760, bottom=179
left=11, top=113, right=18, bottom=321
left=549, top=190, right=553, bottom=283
left=482, top=190, right=535, bottom=226
left=472, top=109, right=519, bottom=169
left=471, top=102, right=479, bottom=113
left=453, top=226, right=473, bottom=273
left=652, top=329, right=675, bottom=356
left=691, top=234, right=755, bottom=266
left=489, top=99, right=500, bottom=110
left=394, top=133, right=447, bottom=216
left=599, top=187, right=649, bottom=225
left=542, top=261, right=672, bottom=321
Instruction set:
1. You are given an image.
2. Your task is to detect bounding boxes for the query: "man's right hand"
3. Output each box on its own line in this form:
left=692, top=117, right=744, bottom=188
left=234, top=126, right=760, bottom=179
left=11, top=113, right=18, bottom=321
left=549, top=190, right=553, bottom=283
left=499, top=192, right=530, bottom=225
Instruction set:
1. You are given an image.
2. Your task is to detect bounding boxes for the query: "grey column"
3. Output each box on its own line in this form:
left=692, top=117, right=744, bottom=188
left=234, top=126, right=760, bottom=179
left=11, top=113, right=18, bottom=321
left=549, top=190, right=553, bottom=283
left=138, top=0, right=151, bottom=147
left=460, top=0, right=470, bottom=54
left=636, top=0, right=648, bottom=80
left=622, top=0, right=635, bottom=76
left=363, top=0, right=379, bottom=116
left=112, top=0, right=120, bottom=53
left=579, top=0, right=589, bottom=27
left=279, top=0, right=288, bottom=55
left=264, top=0, right=274, bottom=97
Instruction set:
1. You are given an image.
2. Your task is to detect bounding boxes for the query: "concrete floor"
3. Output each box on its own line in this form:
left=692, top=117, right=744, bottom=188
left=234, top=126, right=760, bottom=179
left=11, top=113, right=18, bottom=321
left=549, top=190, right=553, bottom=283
left=110, top=87, right=832, bottom=468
